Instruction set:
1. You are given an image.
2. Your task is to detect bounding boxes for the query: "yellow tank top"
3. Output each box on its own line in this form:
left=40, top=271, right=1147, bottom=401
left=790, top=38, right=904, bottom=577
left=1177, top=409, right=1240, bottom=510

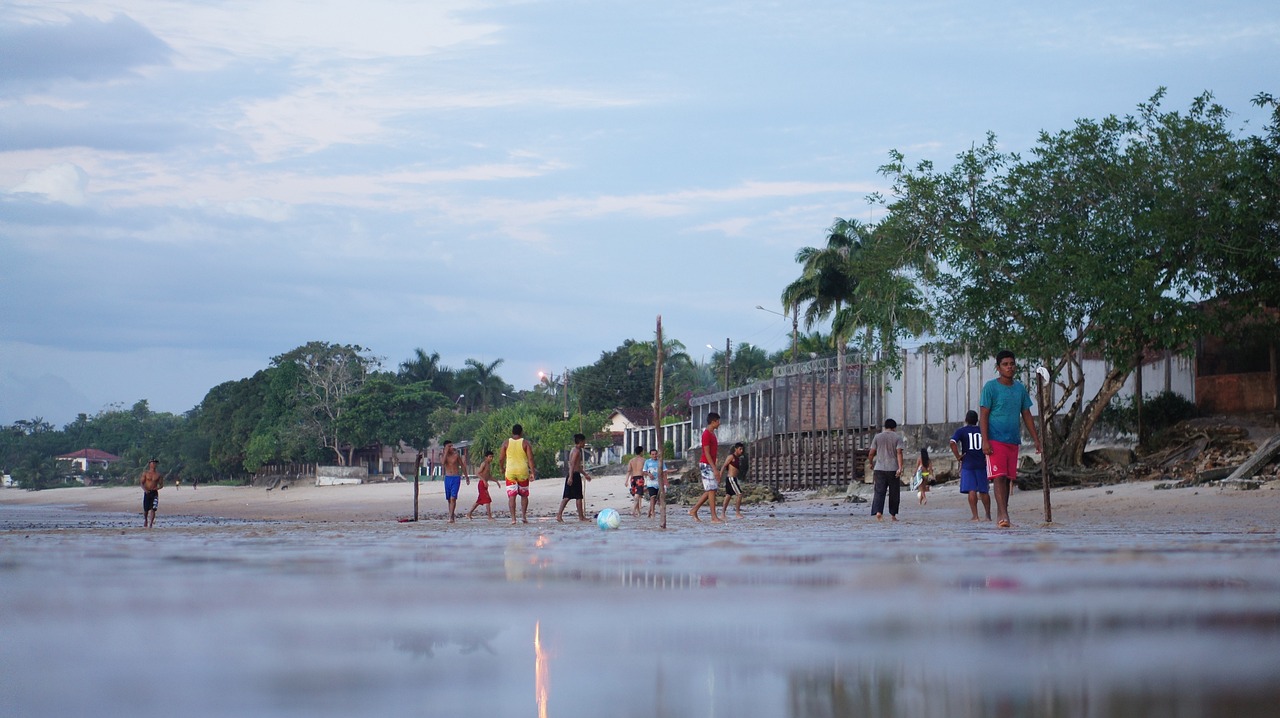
left=505, top=437, right=530, bottom=480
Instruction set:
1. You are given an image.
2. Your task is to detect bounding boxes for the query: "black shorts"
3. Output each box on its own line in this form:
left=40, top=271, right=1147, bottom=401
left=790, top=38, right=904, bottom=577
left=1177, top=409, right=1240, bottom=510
left=562, top=472, right=584, bottom=500
left=645, top=486, right=659, bottom=498
left=143, top=490, right=159, bottom=512
left=723, top=475, right=742, bottom=496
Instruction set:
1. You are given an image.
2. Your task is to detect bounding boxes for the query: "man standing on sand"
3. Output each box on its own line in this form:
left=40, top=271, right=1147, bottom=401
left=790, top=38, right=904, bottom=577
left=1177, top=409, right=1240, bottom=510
left=441, top=440, right=469, bottom=523
left=950, top=409, right=991, bottom=521
left=980, top=350, right=1043, bottom=529
left=557, top=433, right=594, bottom=522
left=689, top=412, right=723, bottom=523
left=625, top=445, right=647, bottom=517
left=499, top=424, right=536, bottom=524
left=139, top=459, right=163, bottom=529
left=867, top=419, right=904, bottom=522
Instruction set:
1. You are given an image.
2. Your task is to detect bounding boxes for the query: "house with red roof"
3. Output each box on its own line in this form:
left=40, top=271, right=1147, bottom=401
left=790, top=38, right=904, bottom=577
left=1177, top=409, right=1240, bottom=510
left=57, top=448, right=123, bottom=475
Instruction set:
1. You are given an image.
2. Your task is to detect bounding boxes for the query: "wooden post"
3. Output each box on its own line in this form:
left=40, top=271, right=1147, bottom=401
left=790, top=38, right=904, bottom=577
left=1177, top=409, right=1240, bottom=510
left=1036, top=368, right=1052, bottom=524
left=412, top=451, right=423, bottom=521
left=655, top=316, right=667, bottom=529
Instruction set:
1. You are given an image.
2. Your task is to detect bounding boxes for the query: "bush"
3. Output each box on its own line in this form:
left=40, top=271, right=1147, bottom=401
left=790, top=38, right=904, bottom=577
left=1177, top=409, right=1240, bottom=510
left=1102, top=390, right=1197, bottom=434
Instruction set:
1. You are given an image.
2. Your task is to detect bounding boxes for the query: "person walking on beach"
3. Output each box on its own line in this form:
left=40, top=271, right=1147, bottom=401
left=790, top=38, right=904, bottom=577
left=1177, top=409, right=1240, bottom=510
left=690, top=412, right=723, bottom=523
left=950, top=409, right=991, bottom=521
left=556, top=434, right=593, bottom=522
left=499, top=424, right=536, bottom=524
left=467, top=450, right=500, bottom=520
left=139, top=459, right=164, bottom=529
left=980, top=350, right=1043, bottom=529
left=442, top=440, right=469, bottom=523
left=642, top=447, right=665, bottom=519
left=721, top=442, right=747, bottom=518
left=625, top=446, right=647, bottom=517
left=867, top=419, right=905, bottom=521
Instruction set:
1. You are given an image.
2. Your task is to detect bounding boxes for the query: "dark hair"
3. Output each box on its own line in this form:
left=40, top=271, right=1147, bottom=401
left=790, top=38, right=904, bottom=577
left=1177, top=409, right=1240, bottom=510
left=443, top=439, right=453, bottom=446
left=733, top=442, right=745, bottom=451
left=511, top=424, right=523, bottom=436
left=484, top=450, right=494, bottom=457
left=919, top=446, right=931, bottom=467
left=996, top=350, right=1016, bottom=364
left=883, top=418, right=897, bottom=429
left=707, top=412, right=720, bottom=422
left=965, top=409, right=979, bottom=425
left=573, top=433, right=586, bottom=444
left=635, top=445, right=644, bottom=454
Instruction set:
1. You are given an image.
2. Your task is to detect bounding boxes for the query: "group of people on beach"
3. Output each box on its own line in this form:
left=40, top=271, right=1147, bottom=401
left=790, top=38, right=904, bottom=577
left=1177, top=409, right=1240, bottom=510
left=138, top=350, right=1041, bottom=529
left=867, top=349, right=1043, bottom=527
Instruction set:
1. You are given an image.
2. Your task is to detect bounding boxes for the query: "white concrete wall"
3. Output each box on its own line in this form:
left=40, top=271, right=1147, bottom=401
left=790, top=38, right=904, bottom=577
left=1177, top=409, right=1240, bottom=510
left=885, top=350, right=1195, bottom=425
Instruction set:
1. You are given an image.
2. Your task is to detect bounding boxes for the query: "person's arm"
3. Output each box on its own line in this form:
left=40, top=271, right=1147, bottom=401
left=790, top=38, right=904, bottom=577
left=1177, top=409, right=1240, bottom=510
left=895, top=448, right=904, bottom=477
left=979, top=407, right=993, bottom=455
left=1022, top=408, right=1043, bottom=453
left=525, top=442, right=536, bottom=479
left=950, top=439, right=963, bottom=462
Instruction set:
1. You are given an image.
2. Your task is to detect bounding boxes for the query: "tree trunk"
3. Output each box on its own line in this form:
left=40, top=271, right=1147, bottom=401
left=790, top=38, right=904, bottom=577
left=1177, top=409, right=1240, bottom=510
left=1056, top=367, right=1130, bottom=466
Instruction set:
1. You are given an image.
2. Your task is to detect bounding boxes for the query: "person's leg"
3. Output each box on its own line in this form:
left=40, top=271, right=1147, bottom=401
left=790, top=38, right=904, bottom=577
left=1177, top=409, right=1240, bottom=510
left=993, top=476, right=1011, bottom=526
left=508, top=489, right=518, bottom=524
left=967, top=491, right=979, bottom=520
left=690, top=491, right=708, bottom=520
left=708, top=490, right=722, bottom=522
left=871, top=471, right=888, bottom=518
left=520, top=493, right=529, bottom=523
left=734, top=495, right=743, bottom=517
left=888, top=474, right=900, bottom=519
left=556, top=497, right=568, bottom=522
left=980, top=491, right=992, bottom=520
left=577, top=498, right=587, bottom=521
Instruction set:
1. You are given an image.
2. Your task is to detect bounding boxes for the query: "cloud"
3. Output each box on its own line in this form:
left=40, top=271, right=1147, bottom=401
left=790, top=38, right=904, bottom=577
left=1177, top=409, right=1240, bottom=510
left=0, top=13, right=171, bottom=87
left=7, top=163, right=89, bottom=204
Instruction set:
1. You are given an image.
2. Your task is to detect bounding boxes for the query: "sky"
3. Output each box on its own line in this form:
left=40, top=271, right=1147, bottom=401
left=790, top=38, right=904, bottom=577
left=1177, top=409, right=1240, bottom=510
left=2, top=0, right=1277, bottom=426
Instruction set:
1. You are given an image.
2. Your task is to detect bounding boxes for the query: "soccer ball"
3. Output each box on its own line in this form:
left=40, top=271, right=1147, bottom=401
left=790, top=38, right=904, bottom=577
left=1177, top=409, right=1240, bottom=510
left=596, top=508, right=621, bottom=530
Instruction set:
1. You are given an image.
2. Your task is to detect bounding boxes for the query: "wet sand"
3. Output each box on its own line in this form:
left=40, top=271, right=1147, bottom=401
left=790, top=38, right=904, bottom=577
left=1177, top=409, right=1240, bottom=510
left=2, top=479, right=1278, bottom=718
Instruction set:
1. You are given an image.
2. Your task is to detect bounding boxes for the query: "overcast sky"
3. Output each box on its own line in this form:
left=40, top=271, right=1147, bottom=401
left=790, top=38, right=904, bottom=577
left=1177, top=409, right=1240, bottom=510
left=2, top=0, right=1276, bottom=426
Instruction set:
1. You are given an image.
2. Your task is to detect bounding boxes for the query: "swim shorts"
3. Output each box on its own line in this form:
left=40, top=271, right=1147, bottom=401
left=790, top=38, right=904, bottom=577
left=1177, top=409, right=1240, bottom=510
left=699, top=463, right=718, bottom=492
left=723, top=474, right=741, bottom=496
left=987, top=440, right=1019, bottom=480
left=959, top=466, right=989, bottom=494
left=506, top=479, right=530, bottom=498
left=143, top=490, right=159, bottom=512
left=563, top=472, right=584, bottom=500
left=444, top=475, right=462, bottom=500
left=629, top=476, right=644, bottom=496
left=645, top=486, right=659, bottom=498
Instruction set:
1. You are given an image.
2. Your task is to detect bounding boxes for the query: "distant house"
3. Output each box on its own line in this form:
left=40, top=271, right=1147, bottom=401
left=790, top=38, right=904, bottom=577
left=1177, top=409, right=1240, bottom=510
left=606, top=407, right=655, bottom=439
left=56, top=448, right=122, bottom=474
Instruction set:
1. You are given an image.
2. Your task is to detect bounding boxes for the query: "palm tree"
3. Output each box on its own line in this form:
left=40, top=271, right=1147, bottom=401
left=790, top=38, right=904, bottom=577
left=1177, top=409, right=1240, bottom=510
left=398, top=348, right=455, bottom=396
left=458, top=358, right=510, bottom=411
left=781, top=218, right=868, bottom=371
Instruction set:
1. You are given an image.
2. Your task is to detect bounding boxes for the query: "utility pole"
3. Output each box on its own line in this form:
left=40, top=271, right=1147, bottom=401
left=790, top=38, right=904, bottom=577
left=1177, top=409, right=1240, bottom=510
left=563, top=366, right=570, bottom=419
left=724, top=337, right=731, bottom=389
left=791, top=306, right=799, bottom=362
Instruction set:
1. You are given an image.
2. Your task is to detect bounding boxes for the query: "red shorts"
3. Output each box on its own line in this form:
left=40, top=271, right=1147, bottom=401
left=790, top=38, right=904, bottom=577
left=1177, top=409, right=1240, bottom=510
left=987, top=440, right=1019, bottom=480
left=505, top=479, right=530, bottom=497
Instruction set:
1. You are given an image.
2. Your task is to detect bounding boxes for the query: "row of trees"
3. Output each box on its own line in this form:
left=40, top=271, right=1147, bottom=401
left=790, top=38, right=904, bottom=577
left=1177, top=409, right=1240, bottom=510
left=2, top=333, right=816, bottom=488
left=781, top=90, right=1280, bottom=466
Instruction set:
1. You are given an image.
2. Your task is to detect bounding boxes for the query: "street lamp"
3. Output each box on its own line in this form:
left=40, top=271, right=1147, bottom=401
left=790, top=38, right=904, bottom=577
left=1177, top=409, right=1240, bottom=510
left=756, top=304, right=798, bottom=362
left=708, top=340, right=730, bottom=389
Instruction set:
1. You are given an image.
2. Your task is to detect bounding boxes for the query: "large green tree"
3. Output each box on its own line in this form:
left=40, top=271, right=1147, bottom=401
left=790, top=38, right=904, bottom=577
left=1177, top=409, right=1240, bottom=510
left=860, top=90, right=1278, bottom=465
left=272, top=341, right=380, bottom=465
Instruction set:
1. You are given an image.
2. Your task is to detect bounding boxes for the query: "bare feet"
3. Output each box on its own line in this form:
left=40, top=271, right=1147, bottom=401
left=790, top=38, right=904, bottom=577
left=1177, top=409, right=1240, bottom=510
left=556, top=516, right=564, bottom=523
left=690, top=510, right=702, bottom=522
left=970, top=516, right=981, bottom=522
left=734, top=511, right=744, bottom=518
left=875, top=513, right=883, bottom=521
left=890, top=515, right=899, bottom=522
left=711, top=517, right=724, bottom=523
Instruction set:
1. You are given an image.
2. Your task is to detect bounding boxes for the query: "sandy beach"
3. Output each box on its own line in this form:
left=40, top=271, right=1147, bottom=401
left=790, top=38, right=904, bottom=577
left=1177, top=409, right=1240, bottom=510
left=4, top=476, right=1278, bottom=718
left=2, top=472, right=1278, bottom=527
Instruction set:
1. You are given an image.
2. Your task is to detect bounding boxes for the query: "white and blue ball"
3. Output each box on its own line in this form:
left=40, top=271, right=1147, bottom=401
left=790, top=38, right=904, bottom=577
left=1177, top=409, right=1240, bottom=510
left=596, top=508, right=621, bottom=530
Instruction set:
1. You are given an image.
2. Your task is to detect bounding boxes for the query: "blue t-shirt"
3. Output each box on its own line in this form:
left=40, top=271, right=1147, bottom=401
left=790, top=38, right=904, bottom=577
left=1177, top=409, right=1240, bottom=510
left=980, top=378, right=1032, bottom=445
left=642, top=458, right=662, bottom=488
left=950, top=425, right=986, bottom=470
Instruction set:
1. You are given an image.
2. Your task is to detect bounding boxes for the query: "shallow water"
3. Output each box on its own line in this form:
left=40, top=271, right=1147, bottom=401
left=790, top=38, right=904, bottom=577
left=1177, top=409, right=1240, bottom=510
left=2, top=504, right=1278, bottom=718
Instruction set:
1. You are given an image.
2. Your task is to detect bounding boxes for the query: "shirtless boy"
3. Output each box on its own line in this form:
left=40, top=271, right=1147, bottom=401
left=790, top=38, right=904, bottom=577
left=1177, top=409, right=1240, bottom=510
left=556, top=433, right=594, bottom=523
left=442, top=440, right=469, bottom=523
left=720, top=442, right=746, bottom=518
left=625, top=446, right=647, bottom=517
left=139, top=459, right=164, bottom=529
left=467, top=450, right=500, bottom=520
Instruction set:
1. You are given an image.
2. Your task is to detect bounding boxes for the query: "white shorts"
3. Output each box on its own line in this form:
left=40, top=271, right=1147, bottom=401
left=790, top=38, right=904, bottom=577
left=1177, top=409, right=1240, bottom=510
left=699, top=463, right=718, bottom=491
